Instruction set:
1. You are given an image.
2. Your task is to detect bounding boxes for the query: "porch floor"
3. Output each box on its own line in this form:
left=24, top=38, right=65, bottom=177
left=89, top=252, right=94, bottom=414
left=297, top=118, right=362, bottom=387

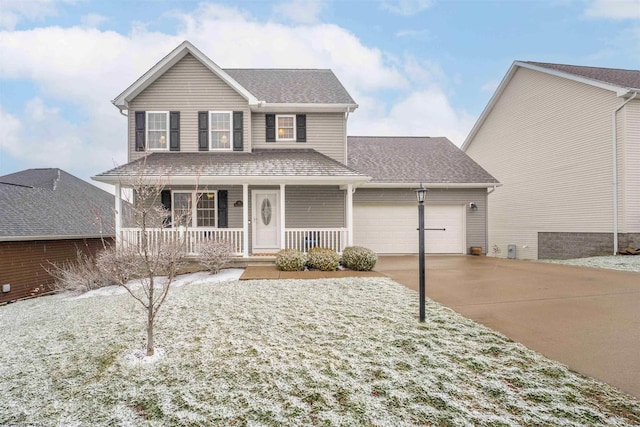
left=239, top=265, right=384, bottom=280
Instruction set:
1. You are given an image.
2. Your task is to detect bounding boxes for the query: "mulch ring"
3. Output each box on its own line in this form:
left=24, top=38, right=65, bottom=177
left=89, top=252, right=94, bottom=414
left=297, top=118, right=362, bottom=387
left=240, top=265, right=384, bottom=280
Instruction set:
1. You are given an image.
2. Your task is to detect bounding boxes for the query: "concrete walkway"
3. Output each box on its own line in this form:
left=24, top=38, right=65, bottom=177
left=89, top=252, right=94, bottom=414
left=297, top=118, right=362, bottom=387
left=375, top=255, right=640, bottom=399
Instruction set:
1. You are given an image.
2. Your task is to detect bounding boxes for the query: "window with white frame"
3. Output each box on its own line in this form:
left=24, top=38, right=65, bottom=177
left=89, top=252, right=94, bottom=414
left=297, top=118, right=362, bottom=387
left=197, top=192, right=216, bottom=227
left=147, top=112, right=169, bottom=150
left=276, top=115, right=295, bottom=141
left=210, top=111, right=232, bottom=150
left=172, top=191, right=217, bottom=227
left=172, top=192, right=193, bottom=227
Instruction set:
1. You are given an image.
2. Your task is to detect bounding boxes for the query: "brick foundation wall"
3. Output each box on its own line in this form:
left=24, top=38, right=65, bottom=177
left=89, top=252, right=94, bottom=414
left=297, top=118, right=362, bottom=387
left=0, top=238, right=113, bottom=304
left=538, top=232, right=640, bottom=259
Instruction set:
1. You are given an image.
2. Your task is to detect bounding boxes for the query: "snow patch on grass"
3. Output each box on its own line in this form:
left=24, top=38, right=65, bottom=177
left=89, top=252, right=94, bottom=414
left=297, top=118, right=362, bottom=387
left=1, top=275, right=639, bottom=426
left=66, top=268, right=244, bottom=300
left=542, top=256, right=640, bottom=272
left=124, top=348, right=166, bottom=365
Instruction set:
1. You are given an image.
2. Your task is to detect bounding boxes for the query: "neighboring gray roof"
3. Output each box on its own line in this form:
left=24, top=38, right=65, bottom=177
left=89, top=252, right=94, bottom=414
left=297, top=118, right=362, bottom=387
left=225, top=69, right=356, bottom=104
left=95, top=150, right=366, bottom=179
left=348, top=136, right=499, bottom=184
left=524, top=62, right=640, bottom=91
left=0, top=169, right=115, bottom=240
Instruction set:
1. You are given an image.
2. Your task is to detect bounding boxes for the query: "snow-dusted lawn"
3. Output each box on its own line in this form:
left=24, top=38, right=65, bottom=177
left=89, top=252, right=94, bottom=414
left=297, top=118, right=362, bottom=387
left=541, top=255, right=640, bottom=272
left=1, top=273, right=639, bottom=426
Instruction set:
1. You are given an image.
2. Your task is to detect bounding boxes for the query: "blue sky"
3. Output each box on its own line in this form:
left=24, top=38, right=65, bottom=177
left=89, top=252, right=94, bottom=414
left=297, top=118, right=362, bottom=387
left=1, top=0, right=639, bottom=190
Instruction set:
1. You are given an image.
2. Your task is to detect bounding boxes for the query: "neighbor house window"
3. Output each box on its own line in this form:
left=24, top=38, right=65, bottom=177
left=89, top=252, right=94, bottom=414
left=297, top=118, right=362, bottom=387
left=147, top=112, right=169, bottom=150
left=172, top=191, right=217, bottom=227
left=276, top=115, right=295, bottom=141
left=210, top=111, right=232, bottom=150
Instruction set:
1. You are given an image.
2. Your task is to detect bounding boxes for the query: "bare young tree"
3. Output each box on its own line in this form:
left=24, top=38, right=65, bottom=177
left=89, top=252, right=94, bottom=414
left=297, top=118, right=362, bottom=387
left=97, top=171, right=196, bottom=356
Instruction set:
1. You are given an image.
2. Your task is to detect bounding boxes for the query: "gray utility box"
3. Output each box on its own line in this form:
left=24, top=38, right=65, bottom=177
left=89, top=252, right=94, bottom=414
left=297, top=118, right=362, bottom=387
left=507, top=245, right=516, bottom=259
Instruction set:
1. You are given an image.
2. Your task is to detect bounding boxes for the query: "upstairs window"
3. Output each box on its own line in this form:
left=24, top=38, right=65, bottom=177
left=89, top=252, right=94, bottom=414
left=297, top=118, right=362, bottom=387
left=210, top=111, right=232, bottom=150
left=276, top=115, right=295, bottom=141
left=147, top=112, right=169, bottom=150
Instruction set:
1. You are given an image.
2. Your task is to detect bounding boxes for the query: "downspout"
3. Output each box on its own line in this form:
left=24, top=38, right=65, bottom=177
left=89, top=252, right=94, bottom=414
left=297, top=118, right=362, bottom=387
left=612, top=91, right=638, bottom=255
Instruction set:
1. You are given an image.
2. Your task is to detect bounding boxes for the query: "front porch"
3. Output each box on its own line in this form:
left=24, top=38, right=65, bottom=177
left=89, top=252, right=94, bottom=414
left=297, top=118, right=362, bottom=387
left=93, top=150, right=370, bottom=257
left=120, top=226, right=349, bottom=256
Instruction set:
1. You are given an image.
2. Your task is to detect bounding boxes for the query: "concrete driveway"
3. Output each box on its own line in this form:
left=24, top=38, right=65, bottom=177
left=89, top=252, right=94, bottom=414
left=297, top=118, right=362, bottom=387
left=376, top=255, right=640, bottom=399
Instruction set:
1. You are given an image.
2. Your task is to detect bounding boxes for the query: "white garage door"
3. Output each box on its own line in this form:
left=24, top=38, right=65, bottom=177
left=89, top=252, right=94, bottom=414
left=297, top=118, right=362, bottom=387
left=353, top=204, right=465, bottom=254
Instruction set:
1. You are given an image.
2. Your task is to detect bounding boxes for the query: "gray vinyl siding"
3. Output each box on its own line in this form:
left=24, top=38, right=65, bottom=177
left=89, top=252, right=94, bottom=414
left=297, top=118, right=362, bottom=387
left=353, top=188, right=488, bottom=251
left=252, top=113, right=346, bottom=163
left=285, top=186, right=345, bottom=228
left=134, top=185, right=243, bottom=229
left=624, top=100, right=640, bottom=232
left=465, top=67, right=626, bottom=259
left=128, top=54, right=250, bottom=162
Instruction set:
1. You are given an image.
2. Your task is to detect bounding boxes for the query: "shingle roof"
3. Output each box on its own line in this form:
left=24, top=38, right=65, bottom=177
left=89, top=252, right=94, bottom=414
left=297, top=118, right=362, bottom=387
left=524, top=62, right=640, bottom=91
left=225, top=69, right=356, bottom=104
left=0, top=169, right=115, bottom=239
left=348, top=136, right=499, bottom=184
left=95, top=150, right=366, bottom=179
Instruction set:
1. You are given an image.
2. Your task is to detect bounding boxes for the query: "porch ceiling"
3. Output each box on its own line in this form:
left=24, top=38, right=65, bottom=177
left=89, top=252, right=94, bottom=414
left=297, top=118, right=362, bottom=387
left=93, top=149, right=370, bottom=187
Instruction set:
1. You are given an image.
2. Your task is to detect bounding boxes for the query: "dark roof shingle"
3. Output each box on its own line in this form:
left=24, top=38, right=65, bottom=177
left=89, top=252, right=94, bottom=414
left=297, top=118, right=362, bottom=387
left=347, top=136, right=499, bottom=184
left=524, top=62, right=640, bottom=90
left=225, top=69, right=356, bottom=104
left=0, top=169, right=115, bottom=239
left=96, top=150, right=366, bottom=178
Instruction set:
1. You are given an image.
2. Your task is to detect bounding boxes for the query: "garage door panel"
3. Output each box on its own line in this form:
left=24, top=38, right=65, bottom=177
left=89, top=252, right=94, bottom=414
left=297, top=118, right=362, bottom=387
left=354, top=204, right=465, bottom=254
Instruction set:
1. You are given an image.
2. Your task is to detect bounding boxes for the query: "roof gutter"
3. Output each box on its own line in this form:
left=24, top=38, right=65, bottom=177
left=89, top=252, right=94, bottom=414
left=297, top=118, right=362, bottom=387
left=0, top=234, right=114, bottom=243
left=612, top=90, right=638, bottom=255
left=361, top=182, right=502, bottom=189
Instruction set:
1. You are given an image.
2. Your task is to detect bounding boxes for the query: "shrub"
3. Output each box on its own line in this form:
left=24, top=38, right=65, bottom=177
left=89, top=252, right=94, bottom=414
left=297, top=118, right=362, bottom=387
left=197, top=240, right=233, bottom=274
left=275, top=249, right=307, bottom=271
left=307, top=247, right=340, bottom=271
left=47, top=249, right=114, bottom=294
left=341, top=246, right=377, bottom=271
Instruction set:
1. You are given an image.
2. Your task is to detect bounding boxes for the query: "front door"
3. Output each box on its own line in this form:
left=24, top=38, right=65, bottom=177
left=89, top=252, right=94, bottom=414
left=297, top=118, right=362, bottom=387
left=252, top=190, right=280, bottom=251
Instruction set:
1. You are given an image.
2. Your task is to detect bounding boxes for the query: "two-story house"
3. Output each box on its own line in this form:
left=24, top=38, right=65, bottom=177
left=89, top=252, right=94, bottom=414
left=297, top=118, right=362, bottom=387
left=94, top=41, right=498, bottom=257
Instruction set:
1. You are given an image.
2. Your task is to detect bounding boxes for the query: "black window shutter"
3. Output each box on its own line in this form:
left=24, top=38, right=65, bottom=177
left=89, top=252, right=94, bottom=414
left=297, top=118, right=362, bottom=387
left=169, top=111, right=180, bottom=151
left=161, top=190, right=172, bottom=228
left=233, top=111, right=243, bottom=151
left=217, top=190, right=228, bottom=228
left=296, top=114, right=306, bottom=142
left=198, top=111, right=209, bottom=151
left=265, top=114, right=276, bottom=142
left=135, top=111, right=146, bottom=151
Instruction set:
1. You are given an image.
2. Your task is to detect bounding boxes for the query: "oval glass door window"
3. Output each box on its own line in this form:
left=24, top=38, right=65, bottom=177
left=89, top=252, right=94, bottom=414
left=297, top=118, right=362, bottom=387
left=261, top=198, right=272, bottom=225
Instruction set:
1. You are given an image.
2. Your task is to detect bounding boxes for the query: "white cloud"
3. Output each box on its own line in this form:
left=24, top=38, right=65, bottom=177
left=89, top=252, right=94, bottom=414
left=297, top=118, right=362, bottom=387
left=381, top=0, right=432, bottom=16
left=272, top=0, right=325, bottom=24
left=0, top=0, right=76, bottom=30
left=80, top=13, right=109, bottom=28
left=350, top=86, right=476, bottom=146
left=0, top=2, right=473, bottom=185
left=584, top=0, right=640, bottom=19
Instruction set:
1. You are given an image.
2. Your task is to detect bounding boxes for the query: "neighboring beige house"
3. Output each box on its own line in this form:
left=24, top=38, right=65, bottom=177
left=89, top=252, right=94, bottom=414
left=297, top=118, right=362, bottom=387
left=463, top=61, right=640, bottom=259
left=93, top=41, right=498, bottom=257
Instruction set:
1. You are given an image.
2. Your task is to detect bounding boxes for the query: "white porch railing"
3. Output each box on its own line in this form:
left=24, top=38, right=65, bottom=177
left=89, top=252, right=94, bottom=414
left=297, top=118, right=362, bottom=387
left=121, top=228, right=244, bottom=256
left=120, top=227, right=347, bottom=256
left=284, top=228, right=348, bottom=253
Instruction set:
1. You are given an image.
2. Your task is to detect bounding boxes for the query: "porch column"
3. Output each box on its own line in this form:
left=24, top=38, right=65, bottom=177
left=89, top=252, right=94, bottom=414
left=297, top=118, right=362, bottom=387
left=280, top=184, right=286, bottom=249
left=243, top=184, right=249, bottom=258
left=115, top=183, right=122, bottom=248
left=346, top=184, right=353, bottom=249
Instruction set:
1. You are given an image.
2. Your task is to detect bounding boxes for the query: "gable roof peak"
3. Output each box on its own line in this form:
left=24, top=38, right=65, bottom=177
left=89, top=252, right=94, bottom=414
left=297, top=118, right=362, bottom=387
left=112, top=40, right=259, bottom=109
